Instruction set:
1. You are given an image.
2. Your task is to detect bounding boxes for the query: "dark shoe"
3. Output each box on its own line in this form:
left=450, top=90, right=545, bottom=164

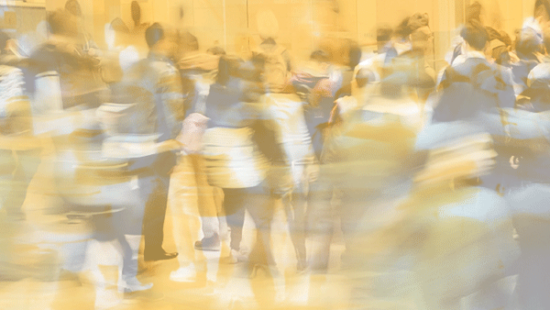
left=144, top=251, right=178, bottom=262
left=194, top=234, right=221, bottom=251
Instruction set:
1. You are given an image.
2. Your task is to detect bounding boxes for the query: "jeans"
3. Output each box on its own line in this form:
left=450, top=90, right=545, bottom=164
left=222, top=183, right=276, bottom=266
left=134, top=151, right=177, bottom=256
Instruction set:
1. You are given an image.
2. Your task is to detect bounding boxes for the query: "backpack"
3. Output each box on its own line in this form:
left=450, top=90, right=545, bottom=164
left=254, top=43, right=290, bottom=93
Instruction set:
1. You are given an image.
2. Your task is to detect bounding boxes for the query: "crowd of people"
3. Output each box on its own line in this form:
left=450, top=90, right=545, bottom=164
left=3, top=0, right=550, bottom=309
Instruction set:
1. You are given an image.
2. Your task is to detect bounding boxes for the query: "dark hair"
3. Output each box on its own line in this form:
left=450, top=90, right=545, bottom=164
left=377, top=26, right=393, bottom=43
left=207, top=46, right=226, bottom=56
left=131, top=1, right=141, bottom=26
left=461, top=20, right=489, bottom=51
left=47, top=10, right=75, bottom=36
left=493, top=45, right=510, bottom=66
left=395, top=17, right=412, bottom=39
left=486, top=27, right=501, bottom=42
left=65, top=0, right=82, bottom=17
left=145, top=23, right=164, bottom=48
left=310, top=49, right=329, bottom=62
left=348, top=43, right=362, bottom=69
left=500, top=31, right=512, bottom=47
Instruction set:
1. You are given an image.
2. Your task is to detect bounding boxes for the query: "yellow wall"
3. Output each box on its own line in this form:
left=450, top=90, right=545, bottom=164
left=42, top=0, right=543, bottom=63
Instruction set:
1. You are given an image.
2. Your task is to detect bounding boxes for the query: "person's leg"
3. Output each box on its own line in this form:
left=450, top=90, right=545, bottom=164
left=141, top=152, right=177, bottom=260
left=245, top=184, right=276, bottom=267
left=222, top=188, right=246, bottom=253
left=306, top=168, right=334, bottom=273
left=142, top=176, right=170, bottom=256
left=168, top=154, right=201, bottom=280
left=283, top=164, right=308, bottom=270
left=192, top=154, right=222, bottom=249
left=2, top=149, right=41, bottom=220
left=113, top=183, right=152, bottom=292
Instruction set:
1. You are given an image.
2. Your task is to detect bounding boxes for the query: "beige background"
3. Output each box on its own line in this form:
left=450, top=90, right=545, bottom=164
left=0, top=0, right=541, bottom=66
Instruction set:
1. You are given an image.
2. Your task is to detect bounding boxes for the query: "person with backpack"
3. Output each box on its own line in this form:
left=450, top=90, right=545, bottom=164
left=251, top=10, right=318, bottom=273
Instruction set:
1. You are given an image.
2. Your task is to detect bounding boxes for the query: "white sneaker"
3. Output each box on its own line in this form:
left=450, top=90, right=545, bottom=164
left=170, top=265, right=197, bottom=283
left=119, top=277, right=153, bottom=293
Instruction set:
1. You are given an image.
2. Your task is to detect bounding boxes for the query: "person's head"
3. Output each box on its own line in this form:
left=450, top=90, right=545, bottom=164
left=355, top=67, right=375, bottom=89
left=145, top=23, right=178, bottom=59
left=376, top=25, right=393, bottom=53
left=47, top=10, right=78, bottom=39
left=65, top=0, right=82, bottom=17
left=515, top=26, right=543, bottom=59
left=310, top=49, right=329, bottom=63
left=145, top=23, right=163, bottom=48
left=207, top=46, right=226, bottom=56
left=131, top=1, right=141, bottom=26
left=348, top=42, right=362, bottom=69
left=394, top=17, right=412, bottom=41
left=408, top=13, right=429, bottom=33
left=486, top=27, right=511, bottom=64
left=460, top=20, right=489, bottom=52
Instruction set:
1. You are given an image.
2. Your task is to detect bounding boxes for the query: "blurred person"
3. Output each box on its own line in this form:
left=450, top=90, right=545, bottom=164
left=164, top=47, right=226, bottom=284
left=202, top=55, right=290, bottom=280
left=64, top=0, right=101, bottom=58
left=24, top=10, right=105, bottom=113
left=305, top=52, right=424, bottom=308
left=432, top=12, right=519, bottom=198
left=0, top=31, right=40, bottom=222
left=432, top=17, right=515, bottom=123
left=253, top=11, right=317, bottom=272
left=399, top=14, right=436, bottom=105
left=178, top=47, right=227, bottom=256
left=130, top=1, right=150, bottom=35
left=291, top=49, right=334, bottom=160
left=174, top=6, right=199, bottom=62
left=502, top=31, right=550, bottom=309
left=486, top=27, right=512, bottom=67
left=122, top=23, right=184, bottom=262
left=401, top=122, right=519, bottom=310
left=510, top=22, right=543, bottom=97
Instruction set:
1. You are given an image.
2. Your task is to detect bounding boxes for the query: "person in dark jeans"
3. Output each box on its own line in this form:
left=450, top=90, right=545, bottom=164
left=124, top=23, right=185, bottom=262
